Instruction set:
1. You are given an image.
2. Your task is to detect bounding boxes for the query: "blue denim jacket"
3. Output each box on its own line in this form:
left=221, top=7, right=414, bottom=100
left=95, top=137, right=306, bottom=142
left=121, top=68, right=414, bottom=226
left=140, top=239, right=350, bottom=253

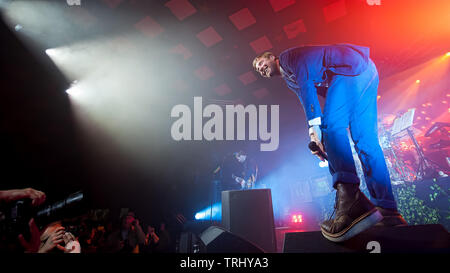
left=279, top=44, right=370, bottom=123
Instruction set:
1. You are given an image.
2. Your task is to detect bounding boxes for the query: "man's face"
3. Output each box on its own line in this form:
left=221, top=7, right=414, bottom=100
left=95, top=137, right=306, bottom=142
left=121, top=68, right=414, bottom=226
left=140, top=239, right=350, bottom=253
left=255, top=55, right=278, bottom=78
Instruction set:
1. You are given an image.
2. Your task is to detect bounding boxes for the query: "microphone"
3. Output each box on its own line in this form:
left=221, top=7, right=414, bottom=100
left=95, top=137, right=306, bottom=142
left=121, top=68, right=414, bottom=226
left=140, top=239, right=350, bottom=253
left=308, top=141, right=328, bottom=161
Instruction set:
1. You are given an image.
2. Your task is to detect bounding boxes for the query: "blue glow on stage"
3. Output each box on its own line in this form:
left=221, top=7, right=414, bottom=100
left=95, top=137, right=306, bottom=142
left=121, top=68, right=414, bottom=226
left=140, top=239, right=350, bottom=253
left=194, top=202, right=222, bottom=221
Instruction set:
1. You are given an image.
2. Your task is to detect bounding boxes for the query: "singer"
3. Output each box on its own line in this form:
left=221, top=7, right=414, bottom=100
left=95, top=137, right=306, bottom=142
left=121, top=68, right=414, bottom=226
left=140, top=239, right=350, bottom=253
left=253, top=44, right=407, bottom=242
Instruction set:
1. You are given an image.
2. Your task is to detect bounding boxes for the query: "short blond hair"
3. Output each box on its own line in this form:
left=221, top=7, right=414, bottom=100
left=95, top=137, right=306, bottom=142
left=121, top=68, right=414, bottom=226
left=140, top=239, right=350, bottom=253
left=252, top=52, right=275, bottom=71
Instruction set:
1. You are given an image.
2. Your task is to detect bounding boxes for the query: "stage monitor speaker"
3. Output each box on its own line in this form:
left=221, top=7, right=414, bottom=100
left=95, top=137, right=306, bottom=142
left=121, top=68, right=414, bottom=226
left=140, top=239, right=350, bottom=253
left=221, top=189, right=276, bottom=253
left=178, top=232, right=198, bottom=253
left=199, top=226, right=264, bottom=253
left=283, top=224, right=450, bottom=253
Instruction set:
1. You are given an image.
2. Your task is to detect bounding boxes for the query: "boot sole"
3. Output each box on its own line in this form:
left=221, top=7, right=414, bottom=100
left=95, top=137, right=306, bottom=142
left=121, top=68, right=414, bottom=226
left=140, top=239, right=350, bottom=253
left=374, top=216, right=408, bottom=227
left=321, top=208, right=383, bottom=243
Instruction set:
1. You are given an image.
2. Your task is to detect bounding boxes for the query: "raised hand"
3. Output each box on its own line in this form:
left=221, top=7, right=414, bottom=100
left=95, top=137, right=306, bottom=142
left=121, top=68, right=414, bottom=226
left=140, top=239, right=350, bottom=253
left=25, top=188, right=46, bottom=207
left=18, top=218, right=41, bottom=253
left=38, top=226, right=66, bottom=253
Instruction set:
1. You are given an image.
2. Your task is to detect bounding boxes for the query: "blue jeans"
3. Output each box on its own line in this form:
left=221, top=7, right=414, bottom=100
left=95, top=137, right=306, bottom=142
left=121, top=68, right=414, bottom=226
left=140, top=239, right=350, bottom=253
left=321, top=59, right=397, bottom=209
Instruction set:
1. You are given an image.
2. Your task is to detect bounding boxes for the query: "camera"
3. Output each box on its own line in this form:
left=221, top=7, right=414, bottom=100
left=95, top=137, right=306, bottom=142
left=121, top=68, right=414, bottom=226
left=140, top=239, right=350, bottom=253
left=0, top=191, right=85, bottom=240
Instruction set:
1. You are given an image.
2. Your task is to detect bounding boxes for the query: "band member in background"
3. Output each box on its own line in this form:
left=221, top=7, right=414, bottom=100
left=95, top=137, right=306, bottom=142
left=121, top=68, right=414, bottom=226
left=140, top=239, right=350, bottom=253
left=253, top=44, right=406, bottom=242
left=232, top=151, right=258, bottom=190
left=220, top=150, right=258, bottom=191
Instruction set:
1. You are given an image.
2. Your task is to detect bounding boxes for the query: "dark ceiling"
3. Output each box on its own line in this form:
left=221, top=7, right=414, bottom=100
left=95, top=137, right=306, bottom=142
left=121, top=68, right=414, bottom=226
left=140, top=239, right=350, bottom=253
left=5, top=0, right=450, bottom=104
left=0, top=0, right=449, bottom=224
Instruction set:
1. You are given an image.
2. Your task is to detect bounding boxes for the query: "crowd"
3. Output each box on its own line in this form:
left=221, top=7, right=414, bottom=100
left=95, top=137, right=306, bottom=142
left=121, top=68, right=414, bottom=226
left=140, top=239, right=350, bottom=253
left=0, top=188, right=177, bottom=253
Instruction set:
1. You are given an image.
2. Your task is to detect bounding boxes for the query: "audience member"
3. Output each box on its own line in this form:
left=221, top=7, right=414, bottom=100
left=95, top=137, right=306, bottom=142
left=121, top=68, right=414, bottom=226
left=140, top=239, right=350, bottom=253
left=38, top=221, right=80, bottom=253
left=104, top=211, right=145, bottom=253
left=1, top=190, right=181, bottom=253
left=0, top=188, right=46, bottom=206
left=142, top=225, right=159, bottom=253
left=155, top=221, right=171, bottom=253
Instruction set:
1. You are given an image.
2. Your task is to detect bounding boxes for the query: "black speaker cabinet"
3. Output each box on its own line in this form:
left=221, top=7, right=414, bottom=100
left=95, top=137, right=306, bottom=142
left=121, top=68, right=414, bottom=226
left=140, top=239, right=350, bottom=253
left=221, top=189, right=277, bottom=253
left=198, top=226, right=264, bottom=253
left=178, top=232, right=198, bottom=253
left=283, top=224, right=450, bottom=253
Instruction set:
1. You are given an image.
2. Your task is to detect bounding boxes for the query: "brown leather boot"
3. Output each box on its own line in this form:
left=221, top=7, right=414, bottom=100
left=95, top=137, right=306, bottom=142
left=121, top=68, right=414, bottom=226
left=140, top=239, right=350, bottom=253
left=321, top=183, right=383, bottom=242
left=374, top=207, right=408, bottom=227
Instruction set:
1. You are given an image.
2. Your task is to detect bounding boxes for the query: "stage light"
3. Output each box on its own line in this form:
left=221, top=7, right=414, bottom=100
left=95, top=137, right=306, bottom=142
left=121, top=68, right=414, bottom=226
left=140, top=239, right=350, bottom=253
left=446, top=52, right=450, bottom=57
left=66, top=86, right=79, bottom=96
left=45, top=48, right=57, bottom=57
left=416, top=80, right=420, bottom=84
left=14, top=24, right=22, bottom=31
left=194, top=203, right=222, bottom=221
left=65, top=80, right=79, bottom=95
left=291, top=214, right=303, bottom=223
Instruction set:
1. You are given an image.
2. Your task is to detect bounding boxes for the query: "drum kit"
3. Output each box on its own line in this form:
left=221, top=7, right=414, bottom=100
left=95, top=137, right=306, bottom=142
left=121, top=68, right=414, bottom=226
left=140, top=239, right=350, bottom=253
left=378, top=110, right=449, bottom=183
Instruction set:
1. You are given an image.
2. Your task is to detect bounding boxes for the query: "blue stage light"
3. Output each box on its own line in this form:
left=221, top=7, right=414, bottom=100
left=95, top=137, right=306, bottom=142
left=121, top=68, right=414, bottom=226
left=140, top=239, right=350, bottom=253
left=194, top=202, right=222, bottom=221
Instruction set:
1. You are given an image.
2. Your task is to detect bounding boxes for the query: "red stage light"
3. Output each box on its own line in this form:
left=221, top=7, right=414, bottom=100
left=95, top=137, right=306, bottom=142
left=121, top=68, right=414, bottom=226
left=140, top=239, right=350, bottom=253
left=291, top=214, right=303, bottom=223
left=253, top=88, right=269, bottom=99
left=249, top=35, right=273, bottom=54
left=165, top=0, right=197, bottom=21
left=196, top=26, right=223, bottom=48
left=283, top=19, right=307, bottom=39
left=238, top=71, right=257, bottom=86
left=229, top=8, right=256, bottom=31
left=269, top=0, right=295, bottom=13
left=134, top=16, right=164, bottom=38
left=323, top=0, right=347, bottom=23
left=194, top=65, right=214, bottom=81
left=214, top=84, right=232, bottom=96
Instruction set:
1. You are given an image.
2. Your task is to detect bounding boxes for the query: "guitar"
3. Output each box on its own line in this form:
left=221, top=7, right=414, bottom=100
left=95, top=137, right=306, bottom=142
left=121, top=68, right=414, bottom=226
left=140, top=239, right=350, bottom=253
left=231, top=174, right=255, bottom=190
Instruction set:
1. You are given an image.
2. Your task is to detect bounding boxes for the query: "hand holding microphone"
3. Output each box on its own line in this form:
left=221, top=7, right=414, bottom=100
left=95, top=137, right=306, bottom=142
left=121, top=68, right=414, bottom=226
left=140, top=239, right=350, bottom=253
left=309, top=125, right=327, bottom=162
left=309, top=141, right=327, bottom=161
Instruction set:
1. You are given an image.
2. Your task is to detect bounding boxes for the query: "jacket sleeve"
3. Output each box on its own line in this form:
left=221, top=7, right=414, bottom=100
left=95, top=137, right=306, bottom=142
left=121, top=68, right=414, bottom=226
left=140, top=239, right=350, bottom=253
left=295, top=61, right=323, bottom=122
